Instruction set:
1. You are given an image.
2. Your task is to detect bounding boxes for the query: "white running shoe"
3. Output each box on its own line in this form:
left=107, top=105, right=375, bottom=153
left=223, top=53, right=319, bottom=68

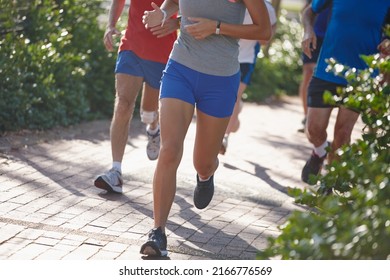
left=146, top=128, right=160, bottom=161
left=94, top=168, right=123, bottom=193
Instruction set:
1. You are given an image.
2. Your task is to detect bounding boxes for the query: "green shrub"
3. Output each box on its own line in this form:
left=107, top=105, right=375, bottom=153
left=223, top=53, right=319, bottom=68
left=257, top=51, right=390, bottom=259
left=0, top=0, right=116, bottom=133
left=245, top=10, right=303, bottom=102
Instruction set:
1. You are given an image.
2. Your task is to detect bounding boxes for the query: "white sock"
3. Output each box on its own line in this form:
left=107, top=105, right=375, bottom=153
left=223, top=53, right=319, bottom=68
left=112, top=161, right=122, bottom=173
left=314, top=141, right=328, bottom=158
left=198, top=175, right=211, bottom=182
left=147, top=125, right=159, bottom=135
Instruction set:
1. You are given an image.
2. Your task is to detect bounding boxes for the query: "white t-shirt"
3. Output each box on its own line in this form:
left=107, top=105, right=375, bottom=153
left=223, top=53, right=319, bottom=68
left=238, top=0, right=277, bottom=64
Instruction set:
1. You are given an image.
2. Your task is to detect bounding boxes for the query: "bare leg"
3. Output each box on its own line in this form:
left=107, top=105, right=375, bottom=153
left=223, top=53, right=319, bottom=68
left=301, top=106, right=333, bottom=183
left=306, top=107, right=333, bottom=148
left=152, top=98, right=194, bottom=231
left=111, top=74, right=144, bottom=162
left=330, top=107, right=359, bottom=163
left=299, top=62, right=315, bottom=118
left=140, top=83, right=159, bottom=131
left=225, top=82, right=246, bottom=135
left=194, top=110, right=230, bottom=180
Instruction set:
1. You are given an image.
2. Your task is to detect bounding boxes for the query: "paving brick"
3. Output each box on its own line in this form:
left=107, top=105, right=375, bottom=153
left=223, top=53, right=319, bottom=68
left=0, top=239, right=32, bottom=259
left=34, top=248, right=70, bottom=260
left=62, top=243, right=102, bottom=260
left=102, top=241, right=129, bottom=253
left=89, top=249, right=122, bottom=260
left=52, top=242, right=77, bottom=253
left=187, top=232, right=214, bottom=244
left=0, top=224, right=25, bottom=243
left=8, top=243, right=52, bottom=260
left=116, top=245, right=143, bottom=260
left=106, top=221, right=131, bottom=233
left=222, top=223, right=245, bottom=235
left=0, top=201, right=22, bottom=215
left=42, top=216, right=68, bottom=226
left=81, top=224, right=107, bottom=233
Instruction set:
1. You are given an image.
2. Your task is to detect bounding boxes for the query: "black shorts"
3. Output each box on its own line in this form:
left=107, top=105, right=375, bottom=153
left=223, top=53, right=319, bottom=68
left=240, top=63, right=256, bottom=85
left=302, top=37, right=324, bottom=64
left=307, top=77, right=345, bottom=108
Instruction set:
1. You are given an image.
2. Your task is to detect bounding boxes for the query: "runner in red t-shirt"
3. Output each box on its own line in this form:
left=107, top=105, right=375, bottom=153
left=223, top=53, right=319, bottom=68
left=94, top=0, right=178, bottom=194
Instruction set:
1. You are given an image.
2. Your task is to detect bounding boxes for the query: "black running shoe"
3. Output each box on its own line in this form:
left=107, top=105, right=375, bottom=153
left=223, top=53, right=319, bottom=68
left=193, top=174, right=214, bottom=209
left=140, top=227, right=167, bottom=257
left=301, top=151, right=326, bottom=184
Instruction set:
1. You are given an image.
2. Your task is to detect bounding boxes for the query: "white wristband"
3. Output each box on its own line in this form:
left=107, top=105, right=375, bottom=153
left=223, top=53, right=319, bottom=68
left=161, top=9, right=167, bottom=27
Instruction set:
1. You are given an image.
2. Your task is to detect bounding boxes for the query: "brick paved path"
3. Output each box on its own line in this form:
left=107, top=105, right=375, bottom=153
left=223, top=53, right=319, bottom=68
left=0, top=97, right=363, bottom=260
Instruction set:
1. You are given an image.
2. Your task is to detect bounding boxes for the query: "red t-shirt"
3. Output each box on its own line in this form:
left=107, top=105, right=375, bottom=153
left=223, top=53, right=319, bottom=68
left=119, top=0, right=177, bottom=64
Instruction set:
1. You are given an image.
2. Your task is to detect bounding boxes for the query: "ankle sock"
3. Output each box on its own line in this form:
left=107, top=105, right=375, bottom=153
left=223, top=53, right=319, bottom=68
left=147, top=125, right=159, bottom=135
left=314, top=141, right=328, bottom=158
left=112, top=161, right=122, bottom=173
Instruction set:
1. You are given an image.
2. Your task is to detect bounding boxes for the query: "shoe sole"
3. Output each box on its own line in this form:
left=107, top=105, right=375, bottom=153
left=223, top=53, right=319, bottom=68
left=147, top=153, right=159, bottom=161
left=140, top=241, right=168, bottom=257
left=94, top=177, right=122, bottom=193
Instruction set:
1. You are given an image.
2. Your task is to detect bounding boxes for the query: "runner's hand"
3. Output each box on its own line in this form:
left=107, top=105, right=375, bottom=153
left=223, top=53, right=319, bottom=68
left=103, top=26, right=121, bottom=52
left=302, top=28, right=317, bottom=59
left=185, top=17, right=215, bottom=40
left=150, top=18, right=179, bottom=38
left=143, top=2, right=165, bottom=29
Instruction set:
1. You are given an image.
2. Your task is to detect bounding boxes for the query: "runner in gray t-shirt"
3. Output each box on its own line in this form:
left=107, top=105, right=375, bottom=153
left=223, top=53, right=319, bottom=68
left=140, top=0, right=272, bottom=257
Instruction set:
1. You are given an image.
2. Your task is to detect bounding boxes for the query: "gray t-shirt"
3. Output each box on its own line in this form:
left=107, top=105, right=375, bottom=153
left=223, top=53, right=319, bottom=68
left=171, top=0, right=246, bottom=76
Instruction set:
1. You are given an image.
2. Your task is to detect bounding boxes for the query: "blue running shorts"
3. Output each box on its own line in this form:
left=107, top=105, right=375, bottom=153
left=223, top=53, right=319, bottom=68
left=115, top=50, right=166, bottom=89
left=160, top=60, right=240, bottom=118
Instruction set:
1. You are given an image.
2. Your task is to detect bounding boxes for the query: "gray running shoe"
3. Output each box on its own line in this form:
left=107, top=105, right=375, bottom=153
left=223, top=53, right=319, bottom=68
left=140, top=227, right=168, bottom=257
left=94, top=168, right=123, bottom=193
left=146, top=129, right=160, bottom=161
